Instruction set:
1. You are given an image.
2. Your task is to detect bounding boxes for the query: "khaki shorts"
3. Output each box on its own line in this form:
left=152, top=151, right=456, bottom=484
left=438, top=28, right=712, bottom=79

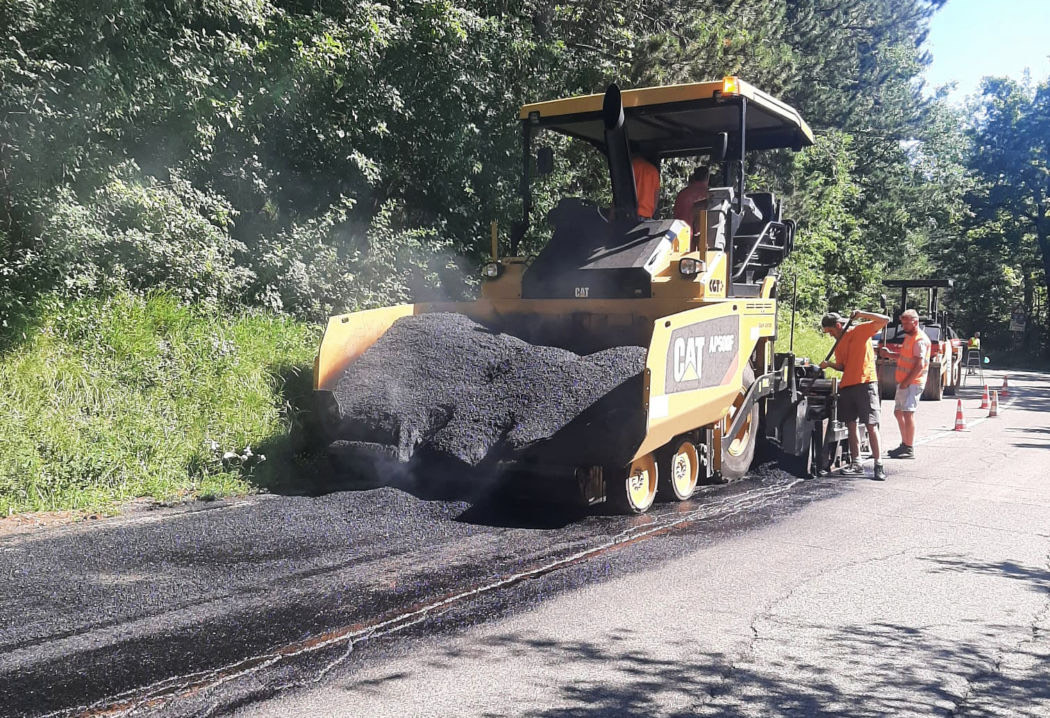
left=894, top=383, right=923, bottom=412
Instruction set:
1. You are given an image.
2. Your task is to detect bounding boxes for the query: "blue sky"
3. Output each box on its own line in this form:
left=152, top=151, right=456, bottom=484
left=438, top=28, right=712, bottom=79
left=924, top=0, right=1050, bottom=102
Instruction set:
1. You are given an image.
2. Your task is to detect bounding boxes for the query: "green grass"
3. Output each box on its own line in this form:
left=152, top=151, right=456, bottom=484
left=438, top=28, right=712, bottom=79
left=776, top=310, right=838, bottom=374
left=0, top=293, right=319, bottom=516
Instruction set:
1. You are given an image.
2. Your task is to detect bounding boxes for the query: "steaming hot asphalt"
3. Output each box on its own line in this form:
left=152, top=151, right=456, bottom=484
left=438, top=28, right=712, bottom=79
left=0, top=468, right=828, bottom=718
left=329, top=313, right=648, bottom=470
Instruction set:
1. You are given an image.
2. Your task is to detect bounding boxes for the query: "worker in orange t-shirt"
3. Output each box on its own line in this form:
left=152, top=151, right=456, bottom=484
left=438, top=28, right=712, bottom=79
left=631, top=156, right=660, bottom=219
left=819, top=309, right=890, bottom=480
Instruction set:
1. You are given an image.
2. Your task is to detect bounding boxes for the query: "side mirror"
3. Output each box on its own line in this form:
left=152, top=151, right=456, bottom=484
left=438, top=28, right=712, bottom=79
left=712, top=132, right=728, bottom=162
left=879, top=293, right=887, bottom=312
left=536, top=146, right=554, bottom=175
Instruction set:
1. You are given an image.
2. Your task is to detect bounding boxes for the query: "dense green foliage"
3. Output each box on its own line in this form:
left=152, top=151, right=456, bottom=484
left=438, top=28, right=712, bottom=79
left=3, top=0, right=967, bottom=323
left=2, top=0, right=1049, bottom=514
left=951, top=78, right=1050, bottom=353
left=0, top=293, right=316, bottom=514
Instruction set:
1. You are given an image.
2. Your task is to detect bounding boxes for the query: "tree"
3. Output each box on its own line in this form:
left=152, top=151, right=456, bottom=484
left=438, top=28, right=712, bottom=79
left=964, top=77, right=1050, bottom=354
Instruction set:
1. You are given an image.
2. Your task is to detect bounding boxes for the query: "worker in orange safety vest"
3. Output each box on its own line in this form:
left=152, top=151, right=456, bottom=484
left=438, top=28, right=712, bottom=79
left=887, top=308, right=931, bottom=460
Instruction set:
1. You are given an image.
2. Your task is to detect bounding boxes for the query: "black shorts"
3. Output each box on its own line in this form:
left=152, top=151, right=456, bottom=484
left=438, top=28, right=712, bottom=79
left=838, top=382, right=880, bottom=426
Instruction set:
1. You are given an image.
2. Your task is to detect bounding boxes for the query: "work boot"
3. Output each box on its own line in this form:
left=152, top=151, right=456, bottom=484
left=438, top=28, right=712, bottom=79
left=887, top=444, right=914, bottom=459
left=841, top=459, right=864, bottom=476
left=873, top=462, right=887, bottom=481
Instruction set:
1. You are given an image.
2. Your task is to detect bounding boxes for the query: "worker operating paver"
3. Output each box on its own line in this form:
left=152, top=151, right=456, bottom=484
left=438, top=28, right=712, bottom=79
left=819, top=309, right=890, bottom=480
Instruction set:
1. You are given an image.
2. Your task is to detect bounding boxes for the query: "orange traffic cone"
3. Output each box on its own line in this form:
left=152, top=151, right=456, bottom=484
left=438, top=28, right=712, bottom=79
left=980, top=385, right=990, bottom=409
left=1000, top=375, right=1010, bottom=397
left=988, top=390, right=999, bottom=418
left=954, top=399, right=966, bottom=431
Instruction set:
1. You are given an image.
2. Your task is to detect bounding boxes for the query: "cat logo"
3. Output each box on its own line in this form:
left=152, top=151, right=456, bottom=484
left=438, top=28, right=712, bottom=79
left=672, top=333, right=735, bottom=383
left=672, top=336, right=706, bottom=383
left=574, top=287, right=589, bottom=298
left=665, top=315, right=739, bottom=393
left=709, top=279, right=724, bottom=294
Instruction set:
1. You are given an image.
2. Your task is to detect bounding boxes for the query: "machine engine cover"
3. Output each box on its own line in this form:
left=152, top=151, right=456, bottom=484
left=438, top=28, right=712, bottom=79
left=522, top=200, right=678, bottom=299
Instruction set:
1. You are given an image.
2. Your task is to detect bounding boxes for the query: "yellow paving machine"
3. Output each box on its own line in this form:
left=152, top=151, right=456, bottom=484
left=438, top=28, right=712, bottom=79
left=315, top=78, right=854, bottom=512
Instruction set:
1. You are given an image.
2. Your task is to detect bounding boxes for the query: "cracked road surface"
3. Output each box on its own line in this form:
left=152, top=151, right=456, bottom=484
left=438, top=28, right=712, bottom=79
left=2, top=370, right=1048, bottom=717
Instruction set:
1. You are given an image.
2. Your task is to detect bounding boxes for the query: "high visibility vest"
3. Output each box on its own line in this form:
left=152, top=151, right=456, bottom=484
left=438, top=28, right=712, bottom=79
left=895, top=330, right=931, bottom=387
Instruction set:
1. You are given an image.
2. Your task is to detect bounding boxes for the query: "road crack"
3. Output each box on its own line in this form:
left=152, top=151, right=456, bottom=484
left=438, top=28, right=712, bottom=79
left=691, top=542, right=955, bottom=709
left=945, top=551, right=1050, bottom=717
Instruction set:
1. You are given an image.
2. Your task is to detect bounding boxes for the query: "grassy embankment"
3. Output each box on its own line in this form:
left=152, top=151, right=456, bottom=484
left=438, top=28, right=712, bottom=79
left=0, top=293, right=319, bottom=516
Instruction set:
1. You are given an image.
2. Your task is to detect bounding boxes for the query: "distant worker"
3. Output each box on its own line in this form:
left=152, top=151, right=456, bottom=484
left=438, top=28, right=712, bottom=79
left=672, top=166, right=711, bottom=231
left=819, top=310, right=890, bottom=481
left=966, top=330, right=982, bottom=375
left=888, top=309, right=931, bottom=460
left=632, top=155, right=660, bottom=219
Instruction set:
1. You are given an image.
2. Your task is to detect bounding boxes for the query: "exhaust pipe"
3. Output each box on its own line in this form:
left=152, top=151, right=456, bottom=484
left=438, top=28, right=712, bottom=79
left=603, top=84, right=639, bottom=222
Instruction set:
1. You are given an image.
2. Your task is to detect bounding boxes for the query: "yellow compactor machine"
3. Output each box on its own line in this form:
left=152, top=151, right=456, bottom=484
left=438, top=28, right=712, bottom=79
left=315, top=78, right=854, bottom=513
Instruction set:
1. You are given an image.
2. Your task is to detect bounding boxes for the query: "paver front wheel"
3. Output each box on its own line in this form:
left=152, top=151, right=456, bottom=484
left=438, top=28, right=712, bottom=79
left=609, top=453, right=659, bottom=514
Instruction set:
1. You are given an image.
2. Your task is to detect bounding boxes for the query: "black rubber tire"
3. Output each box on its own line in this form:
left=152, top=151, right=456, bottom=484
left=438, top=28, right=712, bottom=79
left=944, top=360, right=960, bottom=396
left=877, top=363, right=897, bottom=400
left=721, top=366, right=758, bottom=480
left=922, top=365, right=943, bottom=401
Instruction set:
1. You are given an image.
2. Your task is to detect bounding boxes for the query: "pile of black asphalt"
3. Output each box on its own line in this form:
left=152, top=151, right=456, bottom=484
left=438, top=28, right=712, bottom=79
left=328, top=313, right=648, bottom=473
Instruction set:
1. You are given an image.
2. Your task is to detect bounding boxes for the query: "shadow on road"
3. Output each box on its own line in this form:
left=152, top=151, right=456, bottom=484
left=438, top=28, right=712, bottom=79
left=920, top=554, right=1050, bottom=592
left=336, top=617, right=1048, bottom=718
left=318, top=549, right=1050, bottom=718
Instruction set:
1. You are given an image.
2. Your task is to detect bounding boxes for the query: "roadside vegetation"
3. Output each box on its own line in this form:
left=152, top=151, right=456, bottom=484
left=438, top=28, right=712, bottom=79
left=1, top=0, right=1047, bottom=514
left=0, top=293, right=317, bottom=515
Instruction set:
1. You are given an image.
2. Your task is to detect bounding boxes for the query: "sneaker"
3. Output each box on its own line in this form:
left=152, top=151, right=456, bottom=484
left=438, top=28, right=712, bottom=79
left=887, top=444, right=914, bottom=459
left=873, top=462, right=887, bottom=481
left=841, top=459, right=864, bottom=476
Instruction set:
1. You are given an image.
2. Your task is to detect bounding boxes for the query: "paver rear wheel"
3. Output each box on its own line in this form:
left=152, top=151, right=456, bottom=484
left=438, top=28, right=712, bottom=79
left=659, top=439, right=700, bottom=501
left=721, top=366, right=758, bottom=481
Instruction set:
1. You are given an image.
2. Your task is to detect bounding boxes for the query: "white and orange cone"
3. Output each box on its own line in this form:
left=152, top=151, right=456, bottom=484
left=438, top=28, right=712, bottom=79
left=1000, top=374, right=1010, bottom=397
left=980, top=385, right=990, bottom=409
left=954, top=399, right=966, bottom=431
left=988, top=390, right=1000, bottom=418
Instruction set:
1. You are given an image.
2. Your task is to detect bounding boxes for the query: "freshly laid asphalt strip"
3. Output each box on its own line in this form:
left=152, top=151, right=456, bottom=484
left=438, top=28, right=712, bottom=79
left=330, top=313, right=648, bottom=471
left=0, top=473, right=820, bottom=718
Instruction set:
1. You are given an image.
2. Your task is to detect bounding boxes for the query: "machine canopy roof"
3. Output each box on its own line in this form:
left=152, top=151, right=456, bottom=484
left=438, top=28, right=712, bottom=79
left=519, top=78, right=814, bottom=157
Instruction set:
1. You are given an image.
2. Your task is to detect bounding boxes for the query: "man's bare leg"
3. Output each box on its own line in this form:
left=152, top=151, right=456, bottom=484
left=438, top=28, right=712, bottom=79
left=894, top=409, right=907, bottom=445
left=900, top=411, right=916, bottom=446
left=866, top=424, right=881, bottom=461
left=848, top=420, right=860, bottom=462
